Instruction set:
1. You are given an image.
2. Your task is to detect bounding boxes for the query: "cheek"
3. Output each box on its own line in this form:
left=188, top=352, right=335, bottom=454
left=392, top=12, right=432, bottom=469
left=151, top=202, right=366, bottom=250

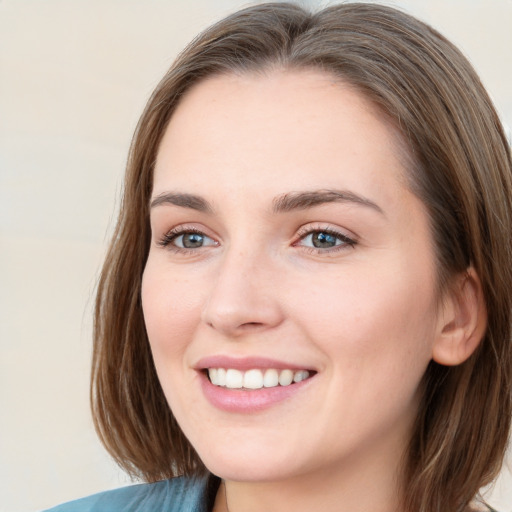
left=317, top=275, right=435, bottom=416
left=141, top=262, right=203, bottom=361
left=288, top=262, right=437, bottom=370
left=141, top=263, right=207, bottom=424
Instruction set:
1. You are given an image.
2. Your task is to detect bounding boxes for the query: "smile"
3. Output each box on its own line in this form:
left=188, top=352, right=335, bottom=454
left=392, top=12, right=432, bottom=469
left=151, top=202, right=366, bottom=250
left=208, top=368, right=311, bottom=389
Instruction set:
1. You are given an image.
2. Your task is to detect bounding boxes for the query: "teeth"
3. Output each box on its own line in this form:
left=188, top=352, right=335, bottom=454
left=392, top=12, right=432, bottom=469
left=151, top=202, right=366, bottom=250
left=209, top=368, right=218, bottom=385
left=278, top=369, right=294, bottom=386
left=293, top=370, right=309, bottom=383
left=225, top=369, right=243, bottom=389
left=263, top=369, right=279, bottom=388
left=207, top=368, right=310, bottom=389
left=217, top=368, right=227, bottom=386
left=244, top=369, right=263, bottom=389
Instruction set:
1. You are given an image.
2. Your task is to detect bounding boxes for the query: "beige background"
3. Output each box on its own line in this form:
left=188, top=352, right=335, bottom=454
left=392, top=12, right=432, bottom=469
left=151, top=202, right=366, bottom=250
left=1, top=1, right=511, bottom=511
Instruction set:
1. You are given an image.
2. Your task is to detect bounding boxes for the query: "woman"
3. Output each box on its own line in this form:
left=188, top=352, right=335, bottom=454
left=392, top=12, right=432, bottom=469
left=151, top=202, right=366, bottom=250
left=46, top=2, right=512, bottom=511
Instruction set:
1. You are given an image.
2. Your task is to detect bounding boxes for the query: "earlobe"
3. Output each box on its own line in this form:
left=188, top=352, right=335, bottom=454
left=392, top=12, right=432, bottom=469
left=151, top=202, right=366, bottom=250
left=432, top=268, right=487, bottom=366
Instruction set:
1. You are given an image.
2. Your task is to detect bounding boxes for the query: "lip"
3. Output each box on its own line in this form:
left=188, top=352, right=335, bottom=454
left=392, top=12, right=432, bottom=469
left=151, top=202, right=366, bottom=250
left=195, top=355, right=315, bottom=372
left=195, top=356, right=316, bottom=413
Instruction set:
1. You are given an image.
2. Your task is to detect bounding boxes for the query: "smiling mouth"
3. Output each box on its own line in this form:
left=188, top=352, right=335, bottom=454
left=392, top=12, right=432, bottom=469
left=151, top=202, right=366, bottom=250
left=206, top=368, right=314, bottom=390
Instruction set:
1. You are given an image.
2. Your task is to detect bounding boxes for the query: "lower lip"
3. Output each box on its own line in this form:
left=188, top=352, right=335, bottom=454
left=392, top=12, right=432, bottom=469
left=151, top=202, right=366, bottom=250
left=199, top=372, right=314, bottom=413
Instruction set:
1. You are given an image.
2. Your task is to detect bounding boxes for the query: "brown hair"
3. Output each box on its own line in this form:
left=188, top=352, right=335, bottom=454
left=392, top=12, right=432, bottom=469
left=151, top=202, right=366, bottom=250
left=91, top=3, right=512, bottom=511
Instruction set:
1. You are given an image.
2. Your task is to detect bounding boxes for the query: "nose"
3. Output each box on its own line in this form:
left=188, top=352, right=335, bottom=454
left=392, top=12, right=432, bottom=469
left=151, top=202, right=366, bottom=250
left=201, top=247, right=285, bottom=337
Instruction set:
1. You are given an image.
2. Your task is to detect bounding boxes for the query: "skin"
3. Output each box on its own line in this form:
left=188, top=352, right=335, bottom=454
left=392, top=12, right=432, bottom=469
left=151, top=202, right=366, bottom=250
left=141, top=70, right=480, bottom=512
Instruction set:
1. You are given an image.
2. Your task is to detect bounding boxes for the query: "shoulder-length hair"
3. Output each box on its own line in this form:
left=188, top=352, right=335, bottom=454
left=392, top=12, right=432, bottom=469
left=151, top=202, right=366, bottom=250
left=91, top=3, right=512, bottom=511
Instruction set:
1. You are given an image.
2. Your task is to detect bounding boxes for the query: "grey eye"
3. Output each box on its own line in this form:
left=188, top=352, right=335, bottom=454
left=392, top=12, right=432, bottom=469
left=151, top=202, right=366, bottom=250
left=296, top=229, right=356, bottom=251
left=300, top=231, right=343, bottom=249
left=174, top=232, right=215, bottom=248
left=310, top=232, right=340, bottom=248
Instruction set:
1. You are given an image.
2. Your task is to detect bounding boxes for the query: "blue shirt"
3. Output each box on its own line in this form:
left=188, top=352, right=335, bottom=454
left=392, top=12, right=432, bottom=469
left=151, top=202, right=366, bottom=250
left=43, top=475, right=216, bottom=512
left=41, top=475, right=500, bottom=512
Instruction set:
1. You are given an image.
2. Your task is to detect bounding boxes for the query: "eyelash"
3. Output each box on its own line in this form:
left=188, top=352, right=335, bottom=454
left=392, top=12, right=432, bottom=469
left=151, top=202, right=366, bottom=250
left=294, top=225, right=357, bottom=254
left=157, top=225, right=357, bottom=254
left=157, top=226, right=216, bottom=254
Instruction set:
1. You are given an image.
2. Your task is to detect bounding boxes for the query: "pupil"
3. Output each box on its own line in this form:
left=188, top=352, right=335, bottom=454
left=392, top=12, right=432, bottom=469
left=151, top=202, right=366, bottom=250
left=312, top=232, right=337, bottom=248
left=183, top=233, right=204, bottom=248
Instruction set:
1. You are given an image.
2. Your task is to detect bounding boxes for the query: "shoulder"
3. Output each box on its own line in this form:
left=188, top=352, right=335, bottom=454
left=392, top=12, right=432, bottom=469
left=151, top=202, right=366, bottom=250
left=42, top=475, right=213, bottom=512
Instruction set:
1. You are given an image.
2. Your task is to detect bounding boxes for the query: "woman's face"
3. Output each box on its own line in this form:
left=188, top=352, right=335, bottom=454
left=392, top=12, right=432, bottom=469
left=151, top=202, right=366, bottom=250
left=142, top=70, right=442, bottom=484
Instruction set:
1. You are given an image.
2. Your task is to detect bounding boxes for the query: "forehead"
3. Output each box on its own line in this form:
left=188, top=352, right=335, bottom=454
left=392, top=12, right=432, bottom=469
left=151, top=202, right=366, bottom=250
left=153, top=69, right=410, bottom=203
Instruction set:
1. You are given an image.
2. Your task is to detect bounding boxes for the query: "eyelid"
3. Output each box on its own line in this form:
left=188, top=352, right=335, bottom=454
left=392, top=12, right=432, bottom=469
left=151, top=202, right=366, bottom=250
left=156, top=224, right=219, bottom=252
left=154, top=222, right=357, bottom=255
left=293, top=223, right=358, bottom=252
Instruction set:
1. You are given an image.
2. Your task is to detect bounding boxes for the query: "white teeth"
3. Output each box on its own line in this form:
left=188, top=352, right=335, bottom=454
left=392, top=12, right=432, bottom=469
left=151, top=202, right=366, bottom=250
left=208, top=368, right=218, bottom=385
left=217, top=368, right=227, bottom=386
left=225, top=369, right=243, bottom=389
left=243, top=369, right=264, bottom=389
left=278, top=369, right=294, bottom=386
left=263, top=369, right=279, bottom=388
left=207, top=368, right=311, bottom=389
left=293, top=370, right=309, bottom=383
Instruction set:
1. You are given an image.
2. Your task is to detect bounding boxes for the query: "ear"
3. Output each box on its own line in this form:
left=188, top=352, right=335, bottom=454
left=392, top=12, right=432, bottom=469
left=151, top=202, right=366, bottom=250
left=432, top=267, right=487, bottom=366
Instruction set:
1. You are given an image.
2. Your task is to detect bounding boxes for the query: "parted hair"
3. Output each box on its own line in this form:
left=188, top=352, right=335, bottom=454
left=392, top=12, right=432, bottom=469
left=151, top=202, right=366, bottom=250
left=91, top=3, right=512, bottom=511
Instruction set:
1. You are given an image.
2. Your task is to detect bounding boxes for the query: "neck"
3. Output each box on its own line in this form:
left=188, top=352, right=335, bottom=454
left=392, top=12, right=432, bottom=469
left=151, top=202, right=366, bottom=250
left=213, top=446, right=405, bottom=512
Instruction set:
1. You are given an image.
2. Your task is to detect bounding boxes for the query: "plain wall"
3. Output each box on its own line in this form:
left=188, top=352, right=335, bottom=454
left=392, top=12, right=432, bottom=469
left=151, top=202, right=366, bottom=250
left=1, top=1, right=511, bottom=511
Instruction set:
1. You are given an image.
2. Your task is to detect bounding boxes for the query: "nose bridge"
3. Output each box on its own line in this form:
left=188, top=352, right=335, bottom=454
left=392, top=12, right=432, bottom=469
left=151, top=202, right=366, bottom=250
left=201, top=240, right=283, bottom=335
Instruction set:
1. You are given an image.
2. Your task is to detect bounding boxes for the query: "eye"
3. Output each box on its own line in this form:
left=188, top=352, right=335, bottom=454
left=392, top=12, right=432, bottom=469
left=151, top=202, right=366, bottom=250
left=173, top=232, right=215, bottom=249
left=303, top=231, right=341, bottom=249
left=296, top=228, right=356, bottom=252
left=158, top=227, right=218, bottom=251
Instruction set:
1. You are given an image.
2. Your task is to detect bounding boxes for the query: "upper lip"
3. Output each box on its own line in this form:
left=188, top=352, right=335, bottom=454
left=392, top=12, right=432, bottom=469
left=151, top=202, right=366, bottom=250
left=194, top=355, right=315, bottom=372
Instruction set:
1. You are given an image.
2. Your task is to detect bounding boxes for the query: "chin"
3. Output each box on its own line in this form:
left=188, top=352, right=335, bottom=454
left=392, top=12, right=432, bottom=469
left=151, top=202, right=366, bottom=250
left=197, top=443, right=305, bottom=483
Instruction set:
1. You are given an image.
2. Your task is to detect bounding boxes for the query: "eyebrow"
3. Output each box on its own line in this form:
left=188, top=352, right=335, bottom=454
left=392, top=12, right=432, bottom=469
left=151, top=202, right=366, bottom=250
left=150, top=192, right=214, bottom=213
left=272, top=189, right=384, bottom=215
left=149, top=189, right=384, bottom=216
